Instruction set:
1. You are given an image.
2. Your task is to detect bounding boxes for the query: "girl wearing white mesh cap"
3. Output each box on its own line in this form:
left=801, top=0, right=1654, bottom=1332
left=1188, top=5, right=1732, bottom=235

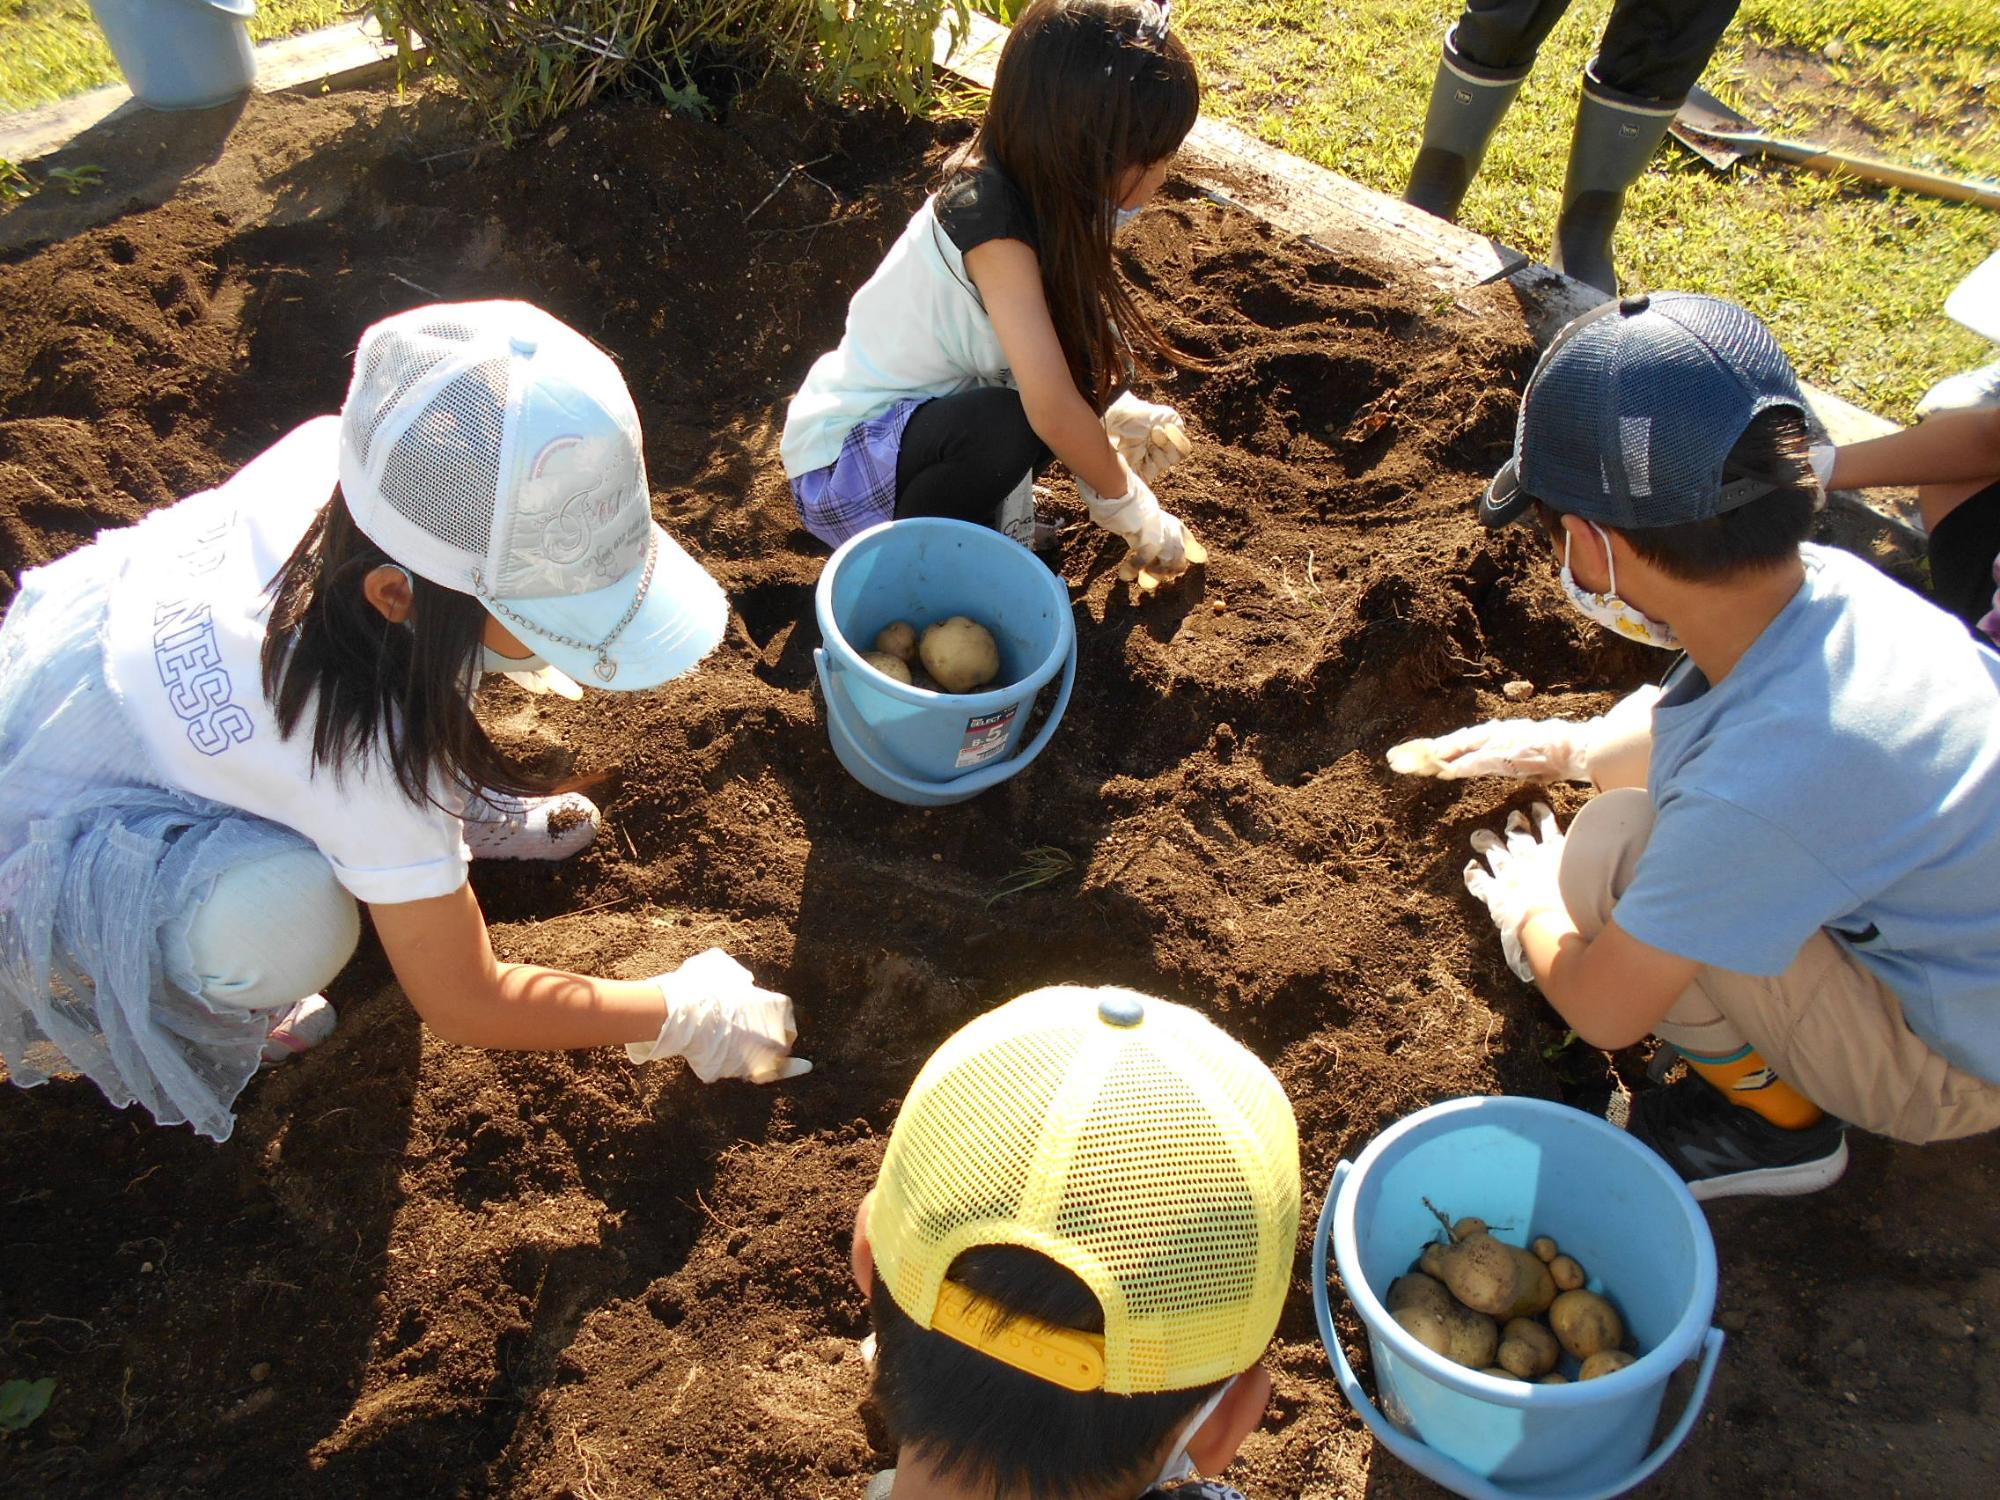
left=0, top=300, right=808, bottom=1144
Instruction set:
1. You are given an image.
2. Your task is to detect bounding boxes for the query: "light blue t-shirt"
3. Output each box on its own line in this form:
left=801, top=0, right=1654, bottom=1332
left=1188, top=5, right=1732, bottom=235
left=1613, top=545, right=2000, bottom=1083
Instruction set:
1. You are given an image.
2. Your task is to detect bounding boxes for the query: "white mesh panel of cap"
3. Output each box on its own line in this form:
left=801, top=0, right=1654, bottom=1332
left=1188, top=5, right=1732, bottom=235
left=378, top=359, right=509, bottom=557
left=355, top=337, right=451, bottom=469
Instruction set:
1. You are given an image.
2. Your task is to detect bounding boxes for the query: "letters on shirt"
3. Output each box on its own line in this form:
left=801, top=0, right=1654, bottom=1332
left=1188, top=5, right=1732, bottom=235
left=151, top=514, right=254, bottom=757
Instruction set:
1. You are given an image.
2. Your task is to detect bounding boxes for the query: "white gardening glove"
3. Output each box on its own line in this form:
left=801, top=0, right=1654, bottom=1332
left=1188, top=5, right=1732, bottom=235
left=1388, top=686, right=1661, bottom=783
left=1102, top=391, right=1194, bottom=484
left=1807, top=443, right=1836, bottom=490
left=1080, top=466, right=1191, bottom=582
left=1463, top=803, right=1567, bottom=983
left=626, top=948, right=812, bottom=1083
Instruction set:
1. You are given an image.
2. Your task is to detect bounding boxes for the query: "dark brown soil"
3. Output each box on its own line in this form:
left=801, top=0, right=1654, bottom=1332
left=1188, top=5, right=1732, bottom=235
left=2, top=78, right=1995, bottom=1500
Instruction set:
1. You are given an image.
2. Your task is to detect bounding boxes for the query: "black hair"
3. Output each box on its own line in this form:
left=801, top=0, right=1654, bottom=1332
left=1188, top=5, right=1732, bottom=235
left=869, top=1244, right=1221, bottom=1500
left=259, top=490, right=558, bottom=807
left=972, top=0, right=1201, bottom=409
left=1535, top=408, right=1820, bottom=582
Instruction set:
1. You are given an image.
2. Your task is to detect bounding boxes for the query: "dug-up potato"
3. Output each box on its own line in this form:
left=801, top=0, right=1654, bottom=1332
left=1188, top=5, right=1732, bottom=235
left=919, top=616, right=1000, bottom=694
left=1435, top=1232, right=1558, bottom=1321
left=1498, top=1317, right=1560, bottom=1378
left=862, top=650, right=914, bottom=685
left=873, top=621, right=917, bottom=662
left=1384, top=1272, right=1455, bottom=1321
left=1393, top=1304, right=1498, bottom=1370
left=1579, top=1350, right=1637, bottom=1381
left=1549, top=1289, right=1625, bottom=1360
left=1549, top=1254, right=1586, bottom=1292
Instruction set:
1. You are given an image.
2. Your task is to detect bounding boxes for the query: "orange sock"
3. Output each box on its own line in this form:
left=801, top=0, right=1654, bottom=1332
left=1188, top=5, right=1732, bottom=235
left=1679, top=1043, right=1823, bottom=1128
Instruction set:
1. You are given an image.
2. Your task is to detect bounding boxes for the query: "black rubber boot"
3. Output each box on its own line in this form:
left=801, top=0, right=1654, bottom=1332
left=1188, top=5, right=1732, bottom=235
left=1404, top=27, right=1531, bottom=223
left=1552, top=71, right=1679, bottom=295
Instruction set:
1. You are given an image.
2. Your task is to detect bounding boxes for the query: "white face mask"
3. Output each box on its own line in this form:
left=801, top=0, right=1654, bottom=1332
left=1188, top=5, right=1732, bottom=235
left=482, top=644, right=550, bottom=675
left=1560, top=522, right=1681, bottom=651
left=1147, top=1378, right=1232, bottom=1493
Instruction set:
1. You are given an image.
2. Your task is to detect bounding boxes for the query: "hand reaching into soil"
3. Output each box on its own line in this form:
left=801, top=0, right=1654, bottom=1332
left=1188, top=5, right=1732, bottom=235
left=627, top=949, right=811, bottom=1083
left=1081, top=466, right=1207, bottom=590
left=1389, top=687, right=1662, bottom=783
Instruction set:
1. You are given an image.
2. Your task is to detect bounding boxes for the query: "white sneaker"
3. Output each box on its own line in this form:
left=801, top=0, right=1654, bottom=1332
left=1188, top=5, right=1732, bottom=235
left=1915, top=355, right=2000, bottom=419
left=261, top=994, right=337, bottom=1065
left=459, top=789, right=600, bottom=861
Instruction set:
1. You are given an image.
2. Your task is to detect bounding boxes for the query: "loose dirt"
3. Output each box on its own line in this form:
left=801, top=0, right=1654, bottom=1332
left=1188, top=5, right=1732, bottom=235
left=2, top=78, right=1995, bottom=1500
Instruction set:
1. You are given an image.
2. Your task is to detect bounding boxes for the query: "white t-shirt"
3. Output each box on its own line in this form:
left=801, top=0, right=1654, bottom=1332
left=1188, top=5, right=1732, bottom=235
left=780, top=194, right=1016, bottom=477
left=101, top=418, right=471, bottom=905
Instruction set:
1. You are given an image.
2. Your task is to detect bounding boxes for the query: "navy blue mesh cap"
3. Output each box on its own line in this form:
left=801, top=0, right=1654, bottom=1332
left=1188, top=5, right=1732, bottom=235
left=1480, top=292, right=1810, bottom=530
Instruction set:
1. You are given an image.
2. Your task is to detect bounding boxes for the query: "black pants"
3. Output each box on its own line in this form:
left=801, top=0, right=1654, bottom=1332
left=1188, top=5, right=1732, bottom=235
left=894, top=387, right=1051, bottom=525
left=1927, top=478, right=2000, bottom=640
left=1454, top=0, right=1741, bottom=101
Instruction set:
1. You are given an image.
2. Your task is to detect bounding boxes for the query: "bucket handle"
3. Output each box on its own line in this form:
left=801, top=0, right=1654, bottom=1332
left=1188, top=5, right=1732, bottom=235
left=1312, top=1161, right=1725, bottom=1500
left=814, top=636, right=1077, bottom=800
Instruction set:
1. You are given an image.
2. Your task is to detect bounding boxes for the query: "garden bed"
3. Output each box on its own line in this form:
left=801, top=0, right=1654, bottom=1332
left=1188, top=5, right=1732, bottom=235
left=2, top=78, right=1996, bottom=1500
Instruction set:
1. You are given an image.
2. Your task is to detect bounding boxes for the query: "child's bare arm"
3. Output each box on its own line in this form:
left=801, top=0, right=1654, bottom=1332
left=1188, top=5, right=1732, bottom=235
left=1828, top=407, right=2000, bottom=490
left=965, top=237, right=1131, bottom=498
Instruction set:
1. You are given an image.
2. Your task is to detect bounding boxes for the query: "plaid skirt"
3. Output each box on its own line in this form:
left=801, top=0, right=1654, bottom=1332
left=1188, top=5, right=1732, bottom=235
left=790, top=398, right=923, bottom=549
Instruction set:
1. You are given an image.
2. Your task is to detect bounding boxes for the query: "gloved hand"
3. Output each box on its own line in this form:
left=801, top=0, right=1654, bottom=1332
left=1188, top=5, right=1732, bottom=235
left=1463, top=803, right=1566, bottom=983
left=1080, top=466, right=1192, bottom=582
left=1388, top=686, right=1660, bottom=783
left=626, top=948, right=812, bottom=1083
left=1807, top=443, right=1836, bottom=490
left=1102, top=391, right=1193, bottom=484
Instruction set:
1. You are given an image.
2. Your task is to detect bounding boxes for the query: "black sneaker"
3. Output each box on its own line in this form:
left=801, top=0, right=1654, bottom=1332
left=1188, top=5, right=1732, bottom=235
left=1625, top=1076, right=1848, bottom=1201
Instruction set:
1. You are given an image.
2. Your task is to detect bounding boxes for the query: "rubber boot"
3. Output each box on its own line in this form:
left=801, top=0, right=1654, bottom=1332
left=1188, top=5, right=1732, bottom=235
left=1552, top=71, right=1678, bottom=296
left=1404, top=27, right=1531, bottom=223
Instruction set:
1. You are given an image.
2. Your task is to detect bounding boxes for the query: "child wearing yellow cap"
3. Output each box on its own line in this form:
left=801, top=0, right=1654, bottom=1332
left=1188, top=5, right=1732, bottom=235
left=848, top=985, right=1300, bottom=1500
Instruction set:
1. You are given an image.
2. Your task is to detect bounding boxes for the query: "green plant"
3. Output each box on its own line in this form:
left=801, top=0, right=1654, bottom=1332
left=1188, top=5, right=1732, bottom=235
left=0, top=156, right=32, bottom=201
left=367, top=0, right=971, bottom=142
left=42, top=162, right=102, bottom=194
left=985, top=845, right=1076, bottom=906
left=0, top=1377, right=54, bottom=1433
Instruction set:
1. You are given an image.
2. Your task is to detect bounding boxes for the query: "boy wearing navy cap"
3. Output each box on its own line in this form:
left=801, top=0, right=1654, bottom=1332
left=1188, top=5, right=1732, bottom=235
left=1393, top=292, right=2000, bottom=1200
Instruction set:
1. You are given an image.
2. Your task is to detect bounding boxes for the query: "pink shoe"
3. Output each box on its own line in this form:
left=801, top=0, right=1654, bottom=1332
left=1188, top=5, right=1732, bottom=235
left=261, top=994, right=337, bottom=1065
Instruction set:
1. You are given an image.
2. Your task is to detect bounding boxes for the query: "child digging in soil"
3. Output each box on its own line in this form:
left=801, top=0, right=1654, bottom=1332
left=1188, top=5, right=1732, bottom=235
left=781, top=0, right=1204, bottom=584
left=1393, top=293, right=2000, bottom=1200
left=848, top=985, right=1299, bottom=1500
left=0, top=301, right=807, bottom=1144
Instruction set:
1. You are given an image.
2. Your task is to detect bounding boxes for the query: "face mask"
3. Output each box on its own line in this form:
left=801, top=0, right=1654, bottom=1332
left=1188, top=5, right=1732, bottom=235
left=1560, top=523, right=1680, bottom=651
left=1148, top=1378, right=1233, bottom=1493
left=482, top=645, right=550, bottom=675
left=1113, top=202, right=1143, bottom=233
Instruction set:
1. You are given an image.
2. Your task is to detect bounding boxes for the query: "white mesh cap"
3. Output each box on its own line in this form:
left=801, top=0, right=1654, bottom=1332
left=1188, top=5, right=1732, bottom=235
left=338, top=301, right=725, bottom=689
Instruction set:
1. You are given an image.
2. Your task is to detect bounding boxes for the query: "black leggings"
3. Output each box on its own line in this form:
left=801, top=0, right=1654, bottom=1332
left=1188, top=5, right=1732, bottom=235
left=894, top=387, right=1051, bottom=525
left=1454, top=0, right=1741, bottom=102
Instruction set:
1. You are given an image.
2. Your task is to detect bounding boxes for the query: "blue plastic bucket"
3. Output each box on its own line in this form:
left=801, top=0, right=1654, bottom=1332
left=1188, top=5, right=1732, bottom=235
left=91, top=0, right=257, bottom=111
left=1313, top=1097, right=1723, bottom=1500
left=813, top=518, right=1077, bottom=807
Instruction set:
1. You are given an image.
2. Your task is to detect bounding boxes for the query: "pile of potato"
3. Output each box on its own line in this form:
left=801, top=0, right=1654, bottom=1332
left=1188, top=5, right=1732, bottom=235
left=862, top=617, right=1000, bottom=694
left=1384, top=1217, right=1635, bottom=1384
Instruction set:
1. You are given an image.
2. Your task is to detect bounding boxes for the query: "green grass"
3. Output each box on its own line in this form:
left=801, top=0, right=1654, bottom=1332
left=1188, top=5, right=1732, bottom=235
left=0, top=0, right=349, bottom=112
left=1180, top=0, right=1999, bottom=416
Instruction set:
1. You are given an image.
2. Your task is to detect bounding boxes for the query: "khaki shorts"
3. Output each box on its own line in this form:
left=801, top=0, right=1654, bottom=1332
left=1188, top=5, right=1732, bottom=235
left=1559, top=786, right=2000, bottom=1144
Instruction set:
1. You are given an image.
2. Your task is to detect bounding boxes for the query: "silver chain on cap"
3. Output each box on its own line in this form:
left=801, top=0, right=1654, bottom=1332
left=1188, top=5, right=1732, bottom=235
left=473, top=528, right=658, bottom=683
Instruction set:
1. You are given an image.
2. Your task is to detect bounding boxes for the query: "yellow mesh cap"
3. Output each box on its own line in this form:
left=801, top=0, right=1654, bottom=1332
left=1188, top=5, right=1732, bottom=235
left=871, top=986, right=1300, bottom=1395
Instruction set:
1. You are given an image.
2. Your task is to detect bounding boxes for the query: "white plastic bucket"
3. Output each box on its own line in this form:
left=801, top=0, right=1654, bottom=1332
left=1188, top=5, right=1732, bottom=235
left=90, top=0, right=257, bottom=111
left=1313, top=1096, right=1724, bottom=1500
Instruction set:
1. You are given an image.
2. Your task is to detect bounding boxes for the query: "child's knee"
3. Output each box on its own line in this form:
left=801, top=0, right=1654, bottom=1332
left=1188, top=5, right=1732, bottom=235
left=181, top=846, right=360, bottom=1011
left=1556, top=787, right=1653, bottom=938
